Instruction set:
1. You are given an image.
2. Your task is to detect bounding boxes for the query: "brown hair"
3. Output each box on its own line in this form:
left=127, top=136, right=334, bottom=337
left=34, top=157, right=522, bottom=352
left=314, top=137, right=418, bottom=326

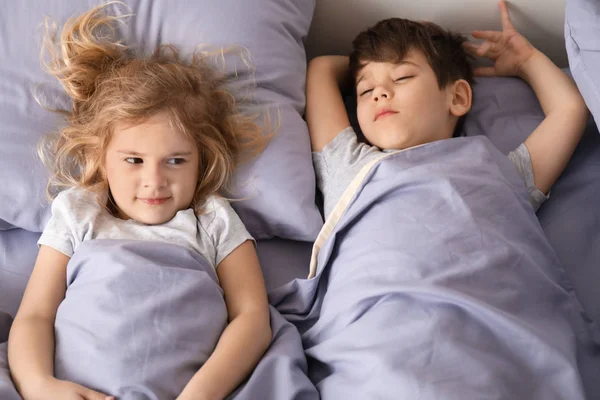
left=349, top=18, right=474, bottom=137
left=39, top=2, right=270, bottom=214
left=349, top=18, right=474, bottom=89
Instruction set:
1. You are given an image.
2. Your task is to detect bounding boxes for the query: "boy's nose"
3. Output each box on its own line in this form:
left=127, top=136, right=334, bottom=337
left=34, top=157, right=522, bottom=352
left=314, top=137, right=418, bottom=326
left=373, top=86, right=391, bottom=102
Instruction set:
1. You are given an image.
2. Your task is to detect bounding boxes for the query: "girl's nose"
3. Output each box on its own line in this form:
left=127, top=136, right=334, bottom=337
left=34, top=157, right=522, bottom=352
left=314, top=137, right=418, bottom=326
left=142, top=164, right=168, bottom=189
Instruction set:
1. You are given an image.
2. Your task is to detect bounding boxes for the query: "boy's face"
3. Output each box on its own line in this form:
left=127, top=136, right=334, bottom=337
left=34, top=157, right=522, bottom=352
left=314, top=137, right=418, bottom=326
left=355, top=50, right=463, bottom=150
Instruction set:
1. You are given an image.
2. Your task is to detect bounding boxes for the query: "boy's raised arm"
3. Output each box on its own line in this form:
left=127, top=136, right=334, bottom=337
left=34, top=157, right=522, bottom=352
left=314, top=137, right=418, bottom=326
left=306, top=55, right=352, bottom=152
left=517, top=50, right=588, bottom=195
left=464, top=0, right=588, bottom=194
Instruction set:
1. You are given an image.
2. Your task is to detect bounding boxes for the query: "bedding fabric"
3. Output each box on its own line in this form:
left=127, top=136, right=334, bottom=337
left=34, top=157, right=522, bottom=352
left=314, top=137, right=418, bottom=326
left=0, top=239, right=319, bottom=399
left=346, top=75, right=600, bottom=327
left=463, top=76, right=600, bottom=327
left=0, top=0, right=323, bottom=241
left=271, top=136, right=600, bottom=399
left=0, top=314, right=18, bottom=400
left=0, top=228, right=39, bottom=317
left=0, top=344, right=20, bottom=400
left=565, top=0, right=600, bottom=132
left=0, top=312, right=11, bottom=344
left=0, top=229, right=311, bottom=318
left=256, top=238, right=313, bottom=292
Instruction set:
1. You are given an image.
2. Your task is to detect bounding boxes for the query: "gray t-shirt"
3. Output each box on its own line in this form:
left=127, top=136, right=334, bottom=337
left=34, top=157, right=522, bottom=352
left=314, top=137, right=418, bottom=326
left=38, top=188, right=253, bottom=270
left=313, top=127, right=549, bottom=219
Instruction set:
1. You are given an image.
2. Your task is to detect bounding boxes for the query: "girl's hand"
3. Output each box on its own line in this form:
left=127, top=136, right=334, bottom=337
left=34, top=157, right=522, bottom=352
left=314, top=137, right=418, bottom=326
left=31, top=377, right=114, bottom=400
left=463, top=0, right=536, bottom=78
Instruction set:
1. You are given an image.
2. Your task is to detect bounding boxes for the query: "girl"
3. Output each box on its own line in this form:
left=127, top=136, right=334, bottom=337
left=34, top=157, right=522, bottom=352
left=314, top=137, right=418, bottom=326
left=7, top=3, right=272, bottom=400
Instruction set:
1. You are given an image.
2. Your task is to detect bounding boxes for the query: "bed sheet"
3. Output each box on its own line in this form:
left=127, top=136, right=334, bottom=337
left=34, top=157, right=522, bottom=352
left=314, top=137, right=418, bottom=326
left=271, top=135, right=599, bottom=399
left=0, top=228, right=311, bottom=318
left=344, top=79, right=600, bottom=328
left=0, top=229, right=38, bottom=317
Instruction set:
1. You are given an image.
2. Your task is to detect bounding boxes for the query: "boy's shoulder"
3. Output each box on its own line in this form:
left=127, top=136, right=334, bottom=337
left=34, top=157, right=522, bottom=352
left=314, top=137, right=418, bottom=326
left=316, top=126, right=381, bottom=156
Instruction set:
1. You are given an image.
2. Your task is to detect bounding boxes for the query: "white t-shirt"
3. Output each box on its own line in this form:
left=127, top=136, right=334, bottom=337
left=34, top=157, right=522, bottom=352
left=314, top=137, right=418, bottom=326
left=38, top=188, right=253, bottom=270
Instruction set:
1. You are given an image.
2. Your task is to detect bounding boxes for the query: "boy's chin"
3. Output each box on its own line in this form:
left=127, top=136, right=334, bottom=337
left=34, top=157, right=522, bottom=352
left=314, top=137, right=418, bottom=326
left=366, top=132, right=413, bottom=151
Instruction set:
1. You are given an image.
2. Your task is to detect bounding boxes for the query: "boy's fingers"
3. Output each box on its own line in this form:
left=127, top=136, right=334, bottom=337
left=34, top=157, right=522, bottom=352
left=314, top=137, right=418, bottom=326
left=462, top=41, right=479, bottom=55
left=463, top=40, right=493, bottom=58
left=476, top=41, right=492, bottom=57
left=474, top=67, right=497, bottom=77
left=472, top=30, right=502, bottom=41
left=499, top=0, right=514, bottom=30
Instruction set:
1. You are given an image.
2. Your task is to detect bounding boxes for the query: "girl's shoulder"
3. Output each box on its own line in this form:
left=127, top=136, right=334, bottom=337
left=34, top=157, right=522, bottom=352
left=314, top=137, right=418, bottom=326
left=195, top=196, right=253, bottom=267
left=200, top=195, right=234, bottom=213
left=196, top=195, right=235, bottom=227
left=52, top=187, right=104, bottom=217
left=195, top=195, right=249, bottom=240
left=55, top=187, right=100, bottom=203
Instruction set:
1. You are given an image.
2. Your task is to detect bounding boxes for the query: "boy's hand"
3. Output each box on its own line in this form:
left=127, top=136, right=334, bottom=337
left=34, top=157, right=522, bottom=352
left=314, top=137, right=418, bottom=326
left=463, top=0, right=536, bottom=78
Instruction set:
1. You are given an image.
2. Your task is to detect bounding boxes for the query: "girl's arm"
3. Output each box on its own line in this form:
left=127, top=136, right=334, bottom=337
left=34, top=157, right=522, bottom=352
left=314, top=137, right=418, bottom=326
left=177, top=240, right=271, bottom=400
left=8, top=246, right=112, bottom=400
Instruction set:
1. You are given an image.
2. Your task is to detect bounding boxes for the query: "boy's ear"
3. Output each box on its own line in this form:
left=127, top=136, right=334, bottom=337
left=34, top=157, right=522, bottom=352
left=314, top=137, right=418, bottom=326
left=448, top=79, right=472, bottom=117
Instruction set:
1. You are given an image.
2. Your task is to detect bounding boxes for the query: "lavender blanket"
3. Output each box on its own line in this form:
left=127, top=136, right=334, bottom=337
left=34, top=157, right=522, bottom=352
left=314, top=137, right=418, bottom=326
left=271, top=136, right=599, bottom=400
left=0, top=240, right=318, bottom=400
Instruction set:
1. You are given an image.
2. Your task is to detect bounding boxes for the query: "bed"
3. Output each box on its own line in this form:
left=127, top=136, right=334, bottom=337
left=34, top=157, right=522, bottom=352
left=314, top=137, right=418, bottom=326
left=1, top=0, right=599, bottom=399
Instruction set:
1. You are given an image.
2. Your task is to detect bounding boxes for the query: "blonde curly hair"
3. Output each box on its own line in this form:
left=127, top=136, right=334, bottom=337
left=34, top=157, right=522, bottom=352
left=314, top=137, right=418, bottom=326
left=39, top=2, right=269, bottom=214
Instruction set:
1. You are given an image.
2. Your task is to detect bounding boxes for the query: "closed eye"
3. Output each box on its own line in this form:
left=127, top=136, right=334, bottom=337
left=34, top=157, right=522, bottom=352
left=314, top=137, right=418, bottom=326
left=125, top=157, right=143, bottom=164
left=395, top=76, right=413, bottom=82
left=359, top=88, right=373, bottom=97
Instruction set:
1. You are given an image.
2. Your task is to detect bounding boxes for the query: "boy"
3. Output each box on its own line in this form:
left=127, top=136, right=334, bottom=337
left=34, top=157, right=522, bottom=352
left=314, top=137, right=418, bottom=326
left=283, top=2, right=596, bottom=397
left=307, top=0, right=588, bottom=220
left=284, top=1, right=597, bottom=400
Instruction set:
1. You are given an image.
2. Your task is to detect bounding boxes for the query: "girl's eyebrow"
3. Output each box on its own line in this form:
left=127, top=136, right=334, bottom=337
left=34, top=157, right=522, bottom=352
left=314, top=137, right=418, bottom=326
left=116, top=150, right=193, bottom=157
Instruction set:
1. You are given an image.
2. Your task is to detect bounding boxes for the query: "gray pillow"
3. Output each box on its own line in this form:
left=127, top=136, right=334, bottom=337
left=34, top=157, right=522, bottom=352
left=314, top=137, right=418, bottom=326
left=565, top=0, right=600, bottom=132
left=0, top=0, right=323, bottom=241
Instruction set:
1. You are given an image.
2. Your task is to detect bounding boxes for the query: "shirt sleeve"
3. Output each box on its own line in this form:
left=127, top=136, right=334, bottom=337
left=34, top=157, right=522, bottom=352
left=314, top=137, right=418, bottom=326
left=312, top=126, right=382, bottom=218
left=37, top=190, right=82, bottom=257
left=200, top=197, right=255, bottom=268
left=507, top=143, right=550, bottom=212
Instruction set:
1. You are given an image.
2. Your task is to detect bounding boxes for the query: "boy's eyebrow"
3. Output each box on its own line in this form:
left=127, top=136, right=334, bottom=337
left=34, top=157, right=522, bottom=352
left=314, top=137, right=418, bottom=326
left=116, top=150, right=193, bottom=157
left=356, top=73, right=369, bottom=85
left=356, top=60, right=420, bottom=85
left=397, top=60, right=420, bottom=68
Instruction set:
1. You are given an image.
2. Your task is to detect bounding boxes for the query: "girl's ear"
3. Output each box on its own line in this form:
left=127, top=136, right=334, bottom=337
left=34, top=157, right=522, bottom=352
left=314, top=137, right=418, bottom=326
left=448, top=79, right=472, bottom=117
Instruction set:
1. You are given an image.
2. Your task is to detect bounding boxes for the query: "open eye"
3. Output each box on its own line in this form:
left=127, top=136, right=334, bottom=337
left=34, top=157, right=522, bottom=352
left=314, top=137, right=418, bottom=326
left=167, top=158, right=186, bottom=165
left=125, top=157, right=143, bottom=164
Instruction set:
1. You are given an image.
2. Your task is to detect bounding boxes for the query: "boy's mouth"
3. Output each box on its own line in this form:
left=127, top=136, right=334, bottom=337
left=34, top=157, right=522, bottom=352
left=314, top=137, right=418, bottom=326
left=374, top=109, right=398, bottom=121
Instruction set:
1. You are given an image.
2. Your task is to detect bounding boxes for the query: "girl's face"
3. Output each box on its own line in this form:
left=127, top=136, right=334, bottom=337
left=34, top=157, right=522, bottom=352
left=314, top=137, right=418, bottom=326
left=105, top=112, right=200, bottom=225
